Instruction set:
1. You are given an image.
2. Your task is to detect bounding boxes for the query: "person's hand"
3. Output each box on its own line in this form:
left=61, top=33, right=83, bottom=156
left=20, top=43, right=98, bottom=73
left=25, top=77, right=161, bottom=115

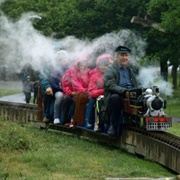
left=122, top=89, right=126, bottom=97
left=97, top=81, right=103, bottom=88
left=46, top=87, right=53, bottom=95
left=71, top=92, right=77, bottom=97
left=71, top=92, right=81, bottom=97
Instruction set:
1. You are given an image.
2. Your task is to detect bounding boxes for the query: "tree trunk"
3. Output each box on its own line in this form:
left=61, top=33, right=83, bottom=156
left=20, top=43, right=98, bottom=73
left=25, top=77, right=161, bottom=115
left=172, top=65, right=178, bottom=89
left=179, top=68, right=180, bottom=87
left=160, top=59, right=168, bottom=81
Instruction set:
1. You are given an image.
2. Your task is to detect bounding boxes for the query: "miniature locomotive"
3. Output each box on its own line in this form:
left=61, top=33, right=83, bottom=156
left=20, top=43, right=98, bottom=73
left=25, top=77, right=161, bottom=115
left=123, top=86, right=172, bottom=131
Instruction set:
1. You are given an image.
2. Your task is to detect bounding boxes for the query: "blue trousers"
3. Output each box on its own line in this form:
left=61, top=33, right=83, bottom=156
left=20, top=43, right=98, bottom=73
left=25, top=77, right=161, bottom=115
left=85, top=98, right=95, bottom=128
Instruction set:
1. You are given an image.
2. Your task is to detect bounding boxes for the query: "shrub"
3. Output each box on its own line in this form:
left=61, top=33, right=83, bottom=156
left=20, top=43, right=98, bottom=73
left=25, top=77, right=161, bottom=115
left=0, top=119, right=38, bottom=152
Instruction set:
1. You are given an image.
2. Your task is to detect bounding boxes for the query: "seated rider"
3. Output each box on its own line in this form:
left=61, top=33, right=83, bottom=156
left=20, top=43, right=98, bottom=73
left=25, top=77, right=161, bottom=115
left=39, top=50, right=69, bottom=123
left=86, top=54, right=112, bottom=131
left=102, top=46, right=139, bottom=136
left=61, top=54, right=91, bottom=126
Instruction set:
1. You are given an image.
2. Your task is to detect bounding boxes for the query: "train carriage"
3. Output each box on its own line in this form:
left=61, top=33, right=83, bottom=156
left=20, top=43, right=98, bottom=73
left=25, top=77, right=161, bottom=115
left=37, top=86, right=172, bottom=133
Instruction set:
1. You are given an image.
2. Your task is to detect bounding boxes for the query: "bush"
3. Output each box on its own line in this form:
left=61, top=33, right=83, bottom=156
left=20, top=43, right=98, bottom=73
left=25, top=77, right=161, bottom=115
left=0, top=119, right=38, bottom=152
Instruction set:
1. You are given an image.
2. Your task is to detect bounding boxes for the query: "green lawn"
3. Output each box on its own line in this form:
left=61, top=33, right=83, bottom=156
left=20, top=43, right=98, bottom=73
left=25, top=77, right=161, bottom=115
left=0, top=89, right=21, bottom=97
left=0, top=119, right=176, bottom=179
left=167, top=122, right=180, bottom=136
left=164, top=88, right=180, bottom=117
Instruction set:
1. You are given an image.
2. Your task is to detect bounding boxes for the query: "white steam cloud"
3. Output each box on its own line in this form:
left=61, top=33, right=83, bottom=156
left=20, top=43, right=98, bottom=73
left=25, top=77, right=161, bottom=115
left=137, top=66, right=173, bottom=97
left=0, top=12, right=173, bottom=97
left=0, top=12, right=146, bottom=76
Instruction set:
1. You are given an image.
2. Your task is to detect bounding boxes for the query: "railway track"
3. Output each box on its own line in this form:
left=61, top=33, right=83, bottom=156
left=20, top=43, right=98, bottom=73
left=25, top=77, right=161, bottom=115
left=0, top=100, right=179, bottom=174
left=124, top=125, right=180, bottom=150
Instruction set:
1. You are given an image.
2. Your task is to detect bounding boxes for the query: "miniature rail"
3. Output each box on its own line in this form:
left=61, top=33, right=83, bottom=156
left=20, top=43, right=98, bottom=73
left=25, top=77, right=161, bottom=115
left=0, top=100, right=179, bottom=174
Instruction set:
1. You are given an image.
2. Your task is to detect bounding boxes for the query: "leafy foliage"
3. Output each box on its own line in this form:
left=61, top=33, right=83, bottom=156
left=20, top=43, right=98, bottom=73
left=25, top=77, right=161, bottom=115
left=147, top=0, right=180, bottom=87
left=0, top=0, right=179, bottom=87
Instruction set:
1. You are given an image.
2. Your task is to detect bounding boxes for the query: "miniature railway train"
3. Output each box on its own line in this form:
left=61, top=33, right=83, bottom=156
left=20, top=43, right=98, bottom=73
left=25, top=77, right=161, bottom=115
left=38, top=86, right=172, bottom=134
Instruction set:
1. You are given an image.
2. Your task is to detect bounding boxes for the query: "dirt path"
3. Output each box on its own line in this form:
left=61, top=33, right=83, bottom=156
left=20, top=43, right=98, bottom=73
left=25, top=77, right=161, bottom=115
left=0, top=93, right=25, bottom=103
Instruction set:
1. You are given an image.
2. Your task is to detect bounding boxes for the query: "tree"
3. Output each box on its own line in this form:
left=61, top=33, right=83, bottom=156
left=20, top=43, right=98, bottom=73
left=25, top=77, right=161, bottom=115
left=2, top=0, right=179, bottom=87
left=147, top=0, right=180, bottom=88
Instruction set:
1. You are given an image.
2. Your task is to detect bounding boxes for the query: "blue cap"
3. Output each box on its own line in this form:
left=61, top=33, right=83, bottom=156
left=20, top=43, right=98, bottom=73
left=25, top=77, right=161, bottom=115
left=115, top=46, right=131, bottom=54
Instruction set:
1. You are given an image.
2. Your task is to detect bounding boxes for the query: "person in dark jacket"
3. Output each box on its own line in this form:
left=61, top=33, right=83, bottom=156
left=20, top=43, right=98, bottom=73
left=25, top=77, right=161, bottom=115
left=39, top=50, right=69, bottom=123
left=38, top=72, right=54, bottom=123
left=103, top=46, right=138, bottom=136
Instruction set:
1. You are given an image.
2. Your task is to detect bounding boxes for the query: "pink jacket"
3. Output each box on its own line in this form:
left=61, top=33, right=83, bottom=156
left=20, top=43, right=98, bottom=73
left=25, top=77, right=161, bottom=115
left=61, top=55, right=91, bottom=95
left=88, top=71, right=104, bottom=98
left=88, top=53, right=112, bottom=98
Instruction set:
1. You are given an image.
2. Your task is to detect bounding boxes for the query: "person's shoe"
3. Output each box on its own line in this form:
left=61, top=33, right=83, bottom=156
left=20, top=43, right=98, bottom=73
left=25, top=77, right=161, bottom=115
left=69, top=119, right=74, bottom=128
left=64, top=123, right=70, bottom=127
left=54, top=118, right=60, bottom=124
left=87, top=123, right=93, bottom=129
left=96, top=126, right=104, bottom=133
left=107, top=126, right=116, bottom=136
left=43, top=117, right=50, bottom=123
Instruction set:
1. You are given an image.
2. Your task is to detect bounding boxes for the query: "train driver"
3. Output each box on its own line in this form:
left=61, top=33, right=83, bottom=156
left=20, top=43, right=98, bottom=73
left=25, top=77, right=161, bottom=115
left=102, top=46, right=138, bottom=136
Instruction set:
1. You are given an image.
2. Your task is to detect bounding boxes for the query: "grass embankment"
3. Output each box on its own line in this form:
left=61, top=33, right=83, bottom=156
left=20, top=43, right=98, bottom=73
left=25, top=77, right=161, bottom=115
left=164, top=87, right=180, bottom=117
left=168, top=122, right=180, bottom=136
left=0, top=89, right=21, bottom=97
left=0, top=119, right=176, bottom=179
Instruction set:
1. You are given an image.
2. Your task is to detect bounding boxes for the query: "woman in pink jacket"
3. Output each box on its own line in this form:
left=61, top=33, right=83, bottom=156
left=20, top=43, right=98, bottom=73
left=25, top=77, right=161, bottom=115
left=61, top=54, right=91, bottom=126
left=86, top=54, right=112, bottom=132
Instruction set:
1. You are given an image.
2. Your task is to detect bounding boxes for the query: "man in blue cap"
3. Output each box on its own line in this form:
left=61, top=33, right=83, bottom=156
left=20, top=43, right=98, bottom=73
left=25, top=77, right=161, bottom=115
left=102, top=45, right=138, bottom=136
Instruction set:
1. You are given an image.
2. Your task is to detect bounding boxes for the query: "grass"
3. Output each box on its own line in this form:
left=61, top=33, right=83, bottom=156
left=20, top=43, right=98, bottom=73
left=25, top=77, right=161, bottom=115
left=164, top=88, right=180, bottom=117
left=0, top=119, right=176, bottom=179
left=168, top=122, right=180, bottom=136
left=0, top=89, right=21, bottom=97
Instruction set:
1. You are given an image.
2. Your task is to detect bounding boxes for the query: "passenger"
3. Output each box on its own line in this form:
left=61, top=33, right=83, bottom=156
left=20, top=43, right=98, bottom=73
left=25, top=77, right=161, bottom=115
left=38, top=73, right=54, bottom=123
left=23, top=76, right=34, bottom=103
left=86, top=54, right=112, bottom=131
left=61, top=54, right=91, bottom=126
left=39, top=50, right=69, bottom=124
left=102, top=46, right=138, bottom=136
left=52, top=50, right=70, bottom=124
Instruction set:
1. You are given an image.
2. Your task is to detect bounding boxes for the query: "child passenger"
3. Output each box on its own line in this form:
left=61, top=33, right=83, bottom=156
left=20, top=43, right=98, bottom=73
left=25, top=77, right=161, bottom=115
left=61, top=54, right=91, bottom=126
left=86, top=54, right=112, bottom=132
